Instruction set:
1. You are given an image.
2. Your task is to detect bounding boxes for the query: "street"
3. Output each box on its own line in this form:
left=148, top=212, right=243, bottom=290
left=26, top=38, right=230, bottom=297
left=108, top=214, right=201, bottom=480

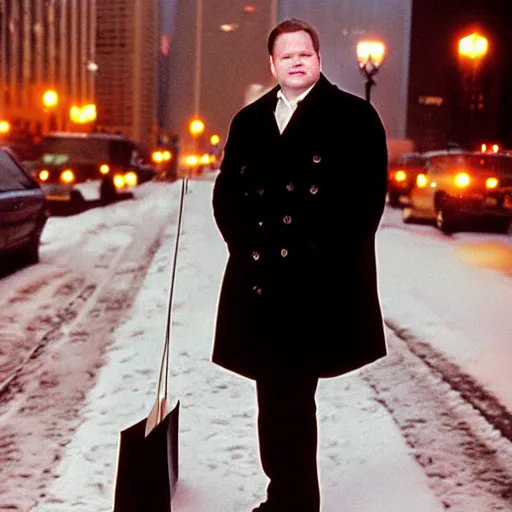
left=0, top=178, right=511, bottom=511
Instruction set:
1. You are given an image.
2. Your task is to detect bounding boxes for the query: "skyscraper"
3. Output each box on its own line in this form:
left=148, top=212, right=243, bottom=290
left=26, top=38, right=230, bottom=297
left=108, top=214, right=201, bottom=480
left=0, top=0, right=95, bottom=135
left=95, top=0, right=159, bottom=147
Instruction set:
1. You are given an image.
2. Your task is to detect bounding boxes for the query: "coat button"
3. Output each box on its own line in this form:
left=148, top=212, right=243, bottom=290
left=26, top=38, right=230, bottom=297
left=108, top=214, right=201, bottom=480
left=252, top=251, right=260, bottom=261
left=286, top=182, right=294, bottom=192
left=312, top=154, right=321, bottom=163
left=309, top=184, right=319, bottom=195
left=256, top=187, right=264, bottom=195
left=283, top=215, right=292, bottom=224
left=280, top=248, right=288, bottom=257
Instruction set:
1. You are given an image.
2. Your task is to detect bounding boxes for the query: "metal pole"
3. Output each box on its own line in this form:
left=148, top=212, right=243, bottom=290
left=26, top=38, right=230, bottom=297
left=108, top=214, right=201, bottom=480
left=0, top=0, right=7, bottom=106
left=364, top=76, right=375, bottom=103
left=269, top=0, right=278, bottom=30
left=193, top=0, right=202, bottom=116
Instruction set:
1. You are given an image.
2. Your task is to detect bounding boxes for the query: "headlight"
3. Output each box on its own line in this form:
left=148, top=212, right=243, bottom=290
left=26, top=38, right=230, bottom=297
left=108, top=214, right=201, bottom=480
left=486, top=177, right=498, bottom=189
left=113, top=174, right=125, bottom=188
left=124, top=171, right=138, bottom=186
left=454, top=172, right=470, bottom=188
left=185, top=155, right=199, bottom=166
left=60, top=169, right=75, bottom=183
left=199, top=153, right=211, bottom=165
left=39, top=169, right=50, bottom=181
left=416, top=174, right=428, bottom=188
left=100, top=164, right=110, bottom=174
left=394, top=170, right=407, bottom=182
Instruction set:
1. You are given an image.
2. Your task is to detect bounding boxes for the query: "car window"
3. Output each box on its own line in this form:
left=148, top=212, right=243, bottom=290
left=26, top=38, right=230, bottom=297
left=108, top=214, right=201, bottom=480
left=0, top=150, right=36, bottom=192
left=41, top=136, right=110, bottom=164
left=404, top=158, right=425, bottom=169
left=109, top=140, right=135, bottom=166
left=480, top=156, right=512, bottom=175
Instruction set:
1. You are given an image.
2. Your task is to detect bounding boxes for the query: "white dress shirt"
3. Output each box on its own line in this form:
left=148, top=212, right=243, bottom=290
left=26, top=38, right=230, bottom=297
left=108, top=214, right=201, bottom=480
left=274, top=84, right=316, bottom=134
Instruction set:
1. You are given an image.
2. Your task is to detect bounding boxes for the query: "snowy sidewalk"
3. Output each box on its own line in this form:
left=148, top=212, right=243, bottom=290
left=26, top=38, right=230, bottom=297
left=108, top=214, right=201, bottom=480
left=36, top=180, right=443, bottom=512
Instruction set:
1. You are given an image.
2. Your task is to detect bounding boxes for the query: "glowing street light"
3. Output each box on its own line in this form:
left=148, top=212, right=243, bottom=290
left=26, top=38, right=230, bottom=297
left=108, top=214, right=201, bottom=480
left=356, top=41, right=386, bottom=103
left=0, top=120, right=10, bottom=134
left=42, top=89, right=59, bottom=108
left=458, top=33, right=488, bottom=60
left=210, top=134, right=220, bottom=145
left=189, top=118, right=205, bottom=136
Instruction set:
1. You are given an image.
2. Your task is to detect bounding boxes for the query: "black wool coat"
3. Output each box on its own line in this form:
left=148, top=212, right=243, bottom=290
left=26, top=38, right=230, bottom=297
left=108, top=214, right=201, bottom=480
left=211, top=73, right=388, bottom=380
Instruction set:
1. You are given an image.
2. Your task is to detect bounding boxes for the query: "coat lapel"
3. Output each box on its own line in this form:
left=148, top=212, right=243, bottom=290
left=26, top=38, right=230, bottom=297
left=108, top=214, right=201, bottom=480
left=279, top=74, right=333, bottom=142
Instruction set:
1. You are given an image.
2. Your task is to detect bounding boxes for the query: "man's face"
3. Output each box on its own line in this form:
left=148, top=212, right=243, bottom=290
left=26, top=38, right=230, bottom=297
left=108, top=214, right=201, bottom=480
left=270, top=30, right=321, bottom=101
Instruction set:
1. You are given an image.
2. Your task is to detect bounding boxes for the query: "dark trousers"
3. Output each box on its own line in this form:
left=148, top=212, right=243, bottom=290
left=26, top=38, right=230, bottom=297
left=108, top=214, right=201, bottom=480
left=256, top=371, right=320, bottom=511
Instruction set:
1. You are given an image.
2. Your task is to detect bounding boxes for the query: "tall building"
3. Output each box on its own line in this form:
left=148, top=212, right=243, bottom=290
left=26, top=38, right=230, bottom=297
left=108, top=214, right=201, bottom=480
left=167, top=0, right=411, bottom=146
left=166, top=0, right=512, bottom=153
left=95, top=0, right=159, bottom=147
left=407, top=0, right=512, bottom=150
left=0, top=0, right=96, bottom=136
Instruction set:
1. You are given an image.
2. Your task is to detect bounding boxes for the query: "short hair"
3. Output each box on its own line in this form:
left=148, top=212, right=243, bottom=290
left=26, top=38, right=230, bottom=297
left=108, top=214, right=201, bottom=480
left=267, top=19, right=320, bottom=56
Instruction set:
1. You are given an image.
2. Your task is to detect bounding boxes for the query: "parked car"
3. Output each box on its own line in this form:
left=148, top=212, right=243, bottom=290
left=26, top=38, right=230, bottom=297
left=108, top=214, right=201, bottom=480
left=31, top=132, right=157, bottom=204
left=387, top=152, right=426, bottom=207
left=402, top=150, right=512, bottom=234
left=0, top=147, right=48, bottom=266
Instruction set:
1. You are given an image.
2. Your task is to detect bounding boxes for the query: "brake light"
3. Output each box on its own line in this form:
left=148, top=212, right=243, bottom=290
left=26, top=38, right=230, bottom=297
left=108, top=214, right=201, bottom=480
left=486, top=177, right=499, bottom=189
left=454, top=172, right=470, bottom=188
left=416, top=174, right=428, bottom=188
left=394, top=170, right=407, bottom=182
left=60, top=169, right=75, bottom=183
left=39, top=169, right=50, bottom=181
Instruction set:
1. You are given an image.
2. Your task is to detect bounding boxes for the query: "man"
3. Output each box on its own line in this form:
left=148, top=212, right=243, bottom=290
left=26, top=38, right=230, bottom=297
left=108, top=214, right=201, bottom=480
left=212, top=18, right=388, bottom=512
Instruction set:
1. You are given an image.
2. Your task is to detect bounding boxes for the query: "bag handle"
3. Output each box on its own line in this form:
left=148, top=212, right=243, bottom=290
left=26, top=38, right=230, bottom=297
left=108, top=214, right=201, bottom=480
left=147, top=178, right=187, bottom=435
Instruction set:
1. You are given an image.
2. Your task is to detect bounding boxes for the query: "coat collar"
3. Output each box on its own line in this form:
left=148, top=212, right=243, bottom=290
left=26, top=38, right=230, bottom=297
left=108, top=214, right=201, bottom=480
left=257, top=74, right=334, bottom=139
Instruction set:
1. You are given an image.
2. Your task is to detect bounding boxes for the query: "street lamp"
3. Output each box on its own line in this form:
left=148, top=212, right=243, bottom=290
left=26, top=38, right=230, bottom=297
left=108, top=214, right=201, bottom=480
left=42, top=89, right=59, bottom=132
left=458, top=33, right=488, bottom=60
left=189, top=118, right=205, bottom=137
left=356, top=41, right=386, bottom=103
left=457, top=32, right=489, bottom=147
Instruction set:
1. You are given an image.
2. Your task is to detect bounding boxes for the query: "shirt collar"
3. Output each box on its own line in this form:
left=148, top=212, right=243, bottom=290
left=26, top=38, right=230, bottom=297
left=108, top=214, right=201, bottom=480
left=276, top=82, right=316, bottom=110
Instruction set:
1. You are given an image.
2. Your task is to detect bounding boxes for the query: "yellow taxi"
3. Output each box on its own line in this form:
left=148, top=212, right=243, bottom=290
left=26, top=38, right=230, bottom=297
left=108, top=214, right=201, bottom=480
left=402, top=150, right=512, bottom=234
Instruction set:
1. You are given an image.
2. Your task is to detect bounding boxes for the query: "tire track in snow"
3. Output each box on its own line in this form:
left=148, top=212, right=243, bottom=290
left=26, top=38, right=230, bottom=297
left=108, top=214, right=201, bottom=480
left=361, top=328, right=512, bottom=511
left=0, top=183, right=180, bottom=509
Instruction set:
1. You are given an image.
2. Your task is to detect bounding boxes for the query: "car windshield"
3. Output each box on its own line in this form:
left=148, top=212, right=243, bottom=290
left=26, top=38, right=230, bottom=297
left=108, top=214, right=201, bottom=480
left=40, top=136, right=134, bottom=166
left=0, top=150, right=36, bottom=192
left=430, top=154, right=512, bottom=174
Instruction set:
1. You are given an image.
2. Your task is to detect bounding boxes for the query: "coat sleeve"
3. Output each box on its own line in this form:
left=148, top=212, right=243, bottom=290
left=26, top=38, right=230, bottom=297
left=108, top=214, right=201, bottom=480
left=350, top=101, right=388, bottom=235
left=212, top=113, right=253, bottom=252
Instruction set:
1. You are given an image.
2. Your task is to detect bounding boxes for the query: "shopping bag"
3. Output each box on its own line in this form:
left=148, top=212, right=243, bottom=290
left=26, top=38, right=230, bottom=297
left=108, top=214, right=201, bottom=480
left=113, top=398, right=180, bottom=511
left=113, top=178, right=187, bottom=511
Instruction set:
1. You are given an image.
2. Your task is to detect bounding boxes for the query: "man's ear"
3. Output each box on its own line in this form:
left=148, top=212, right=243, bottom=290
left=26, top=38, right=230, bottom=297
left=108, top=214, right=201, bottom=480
left=269, top=55, right=277, bottom=78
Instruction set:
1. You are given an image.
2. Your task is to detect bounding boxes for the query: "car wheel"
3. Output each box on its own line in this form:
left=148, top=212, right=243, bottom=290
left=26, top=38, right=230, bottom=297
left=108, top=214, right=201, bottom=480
left=492, top=217, right=510, bottom=234
left=388, top=192, right=400, bottom=207
left=19, top=235, right=40, bottom=266
left=436, top=208, right=456, bottom=234
left=100, top=177, right=117, bottom=204
left=70, top=190, right=85, bottom=206
left=402, top=207, right=415, bottom=224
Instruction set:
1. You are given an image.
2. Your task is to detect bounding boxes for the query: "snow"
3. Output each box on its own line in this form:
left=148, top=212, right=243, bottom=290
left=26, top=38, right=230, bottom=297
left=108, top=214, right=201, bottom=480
left=1, top=178, right=511, bottom=511
left=376, top=217, right=512, bottom=412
